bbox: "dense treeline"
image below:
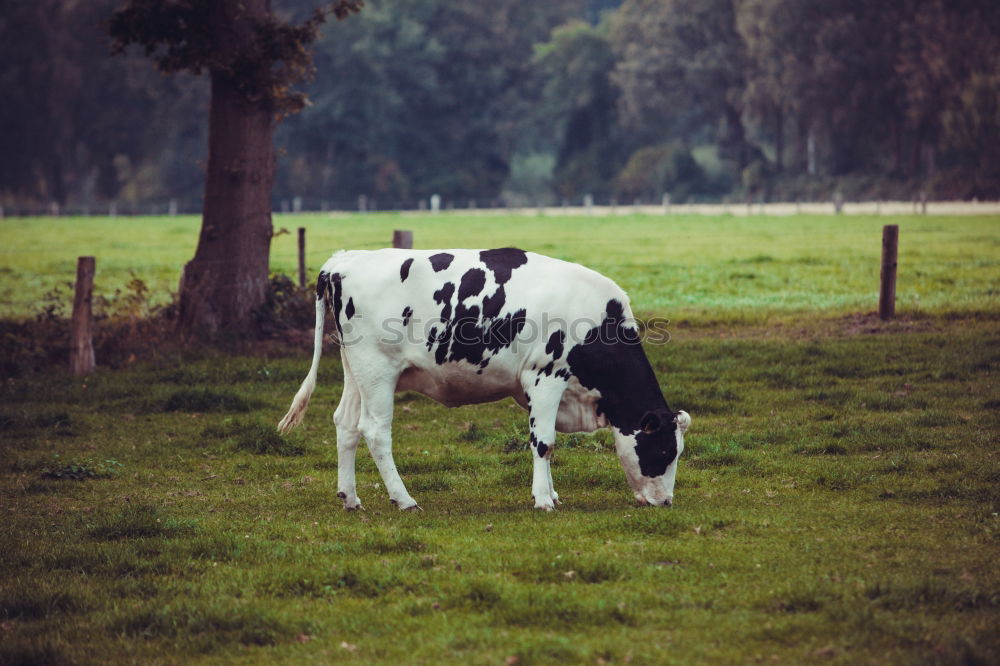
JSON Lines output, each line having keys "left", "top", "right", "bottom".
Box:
{"left": 2, "top": 0, "right": 998, "bottom": 212}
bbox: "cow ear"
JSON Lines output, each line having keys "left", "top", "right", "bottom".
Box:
{"left": 640, "top": 412, "right": 661, "bottom": 434}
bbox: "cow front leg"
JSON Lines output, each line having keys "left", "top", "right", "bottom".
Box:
{"left": 333, "top": 366, "right": 363, "bottom": 510}
{"left": 524, "top": 376, "right": 567, "bottom": 511}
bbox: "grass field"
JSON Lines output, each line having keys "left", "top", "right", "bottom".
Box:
{"left": 1, "top": 212, "right": 999, "bottom": 317}
{"left": 2, "top": 213, "right": 999, "bottom": 664}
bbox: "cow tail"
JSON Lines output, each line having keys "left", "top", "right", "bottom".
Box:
{"left": 277, "top": 272, "right": 330, "bottom": 433}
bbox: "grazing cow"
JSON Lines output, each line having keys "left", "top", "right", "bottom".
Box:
{"left": 278, "top": 248, "right": 690, "bottom": 510}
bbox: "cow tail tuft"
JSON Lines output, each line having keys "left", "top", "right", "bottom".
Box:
{"left": 278, "top": 272, "right": 330, "bottom": 433}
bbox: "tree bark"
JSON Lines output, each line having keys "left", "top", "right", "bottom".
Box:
{"left": 774, "top": 106, "right": 784, "bottom": 172}
{"left": 178, "top": 0, "right": 275, "bottom": 340}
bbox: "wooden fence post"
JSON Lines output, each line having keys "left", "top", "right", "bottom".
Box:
{"left": 297, "top": 227, "right": 307, "bottom": 288}
{"left": 393, "top": 230, "right": 413, "bottom": 249}
{"left": 70, "top": 256, "right": 96, "bottom": 376}
{"left": 879, "top": 225, "right": 899, "bottom": 321}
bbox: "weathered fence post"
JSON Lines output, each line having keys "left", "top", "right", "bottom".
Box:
{"left": 430, "top": 194, "right": 441, "bottom": 213}
{"left": 584, "top": 194, "right": 594, "bottom": 215}
{"left": 70, "top": 256, "right": 96, "bottom": 376}
{"left": 833, "top": 191, "right": 845, "bottom": 215}
{"left": 662, "top": 193, "right": 671, "bottom": 215}
{"left": 393, "top": 230, "right": 413, "bottom": 249}
{"left": 879, "top": 225, "right": 899, "bottom": 321}
{"left": 297, "top": 227, "right": 307, "bottom": 288}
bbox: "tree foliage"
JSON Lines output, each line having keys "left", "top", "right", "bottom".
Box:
{"left": 109, "top": 0, "right": 362, "bottom": 115}
{"left": 2, "top": 0, "right": 999, "bottom": 211}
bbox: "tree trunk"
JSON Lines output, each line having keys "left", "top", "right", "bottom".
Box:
{"left": 178, "top": 1, "right": 275, "bottom": 340}
{"left": 774, "top": 106, "right": 784, "bottom": 172}
{"left": 723, "top": 103, "right": 749, "bottom": 171}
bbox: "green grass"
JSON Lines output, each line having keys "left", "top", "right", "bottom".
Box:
{"left": 1, "top": 317, "right": 999, "bottom": 664}
{"left": 1, "top": 212, "right": 998, "bottom": 317}
{"left": 1, "top": 213, "right": 999, "bottom": 663}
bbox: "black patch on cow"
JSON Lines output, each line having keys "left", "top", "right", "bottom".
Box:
{"left": 400, "top": 258, "right": 414, "bottom": 282}
{"left": 430, "top": 253, "right": 455, "bottom": 272}
{"left": 554, "top": 368, "right": 571, "bottom": 380}
{"left": 422, "top": 259, "right": 528, "bottom": 369}
{"left": 633, "top": 413, "right": 678, "bottom": 477}
{"left": 458, "top": 268, "right": 486, "bottom": 301}
{"left": 430, "top": 282, "right": 456, "bottom": 364}
{"left": 566, "top": 298, "right": 677, "bottom": 477}
{"left": 529, "top": 433, "right": 549, "bottom": 458}
{"left": 316, "top": 271, "right": 330, "bottom": 301}
{"left": 401, "top": 306, "right": 413, "bottom": 326}
{"left": 606, "top": 298, "right": 625, "bottom": 321}
{"left": 539, "top": 361, "right": 555, "bottom": 377}
{"left": 445, "top": 307, "right": 527, "bottom": 368}
{"left": 345, "top": 297, "right": 355, "bottom": 320}
{"left": 330, "top": 273, "right": 344, "bottom": 335}
{"left": 433, "top": 282, "right": 455, "bottom": 321}
{"left": 529, "top": 431, "right": 549, "bottom": 458}
{"left": 482, "top": 285, "right": 506, "bottom": 318}
{"left": 479, "top": 248, "right": 528, "bottom": 285}
{"left": 448, "top": 307, "right": 483, "bottom": 365}
{"left": 545, "top": 330, "right": 566, "bottom": 360}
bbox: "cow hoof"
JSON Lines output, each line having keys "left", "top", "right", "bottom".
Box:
{"left": 534, "top": 502, "right": 556, "bottom": 511}
{"left": 344, "top": 503, "right": 363, "bottom": 511}
{"left": 404, "top": 504, "right": 424, "bottom": 512}
{"left": 337, "top": 491, "right": 347, "bottom": 499}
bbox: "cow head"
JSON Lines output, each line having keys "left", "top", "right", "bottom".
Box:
{"left": 613, "top": 410, "right": 690, "bottom": 506}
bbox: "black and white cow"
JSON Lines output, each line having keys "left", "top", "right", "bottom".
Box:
{"left": 278, "top": 248, "right": 690, "bottom": 510}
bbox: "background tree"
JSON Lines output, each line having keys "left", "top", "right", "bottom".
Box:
{"left": 527, "top": 19, "right": 621, "bottom": 200}
{"left": 611, "top": 0, "right": 751, "bottom": 180}
{"left": 5, "top": 0, "right": 1000, "bottom": 217}
{"left": 277, "top": 0, "right": 582, "bottom": 206}
{"left": 109, "top": 0, "right": 361, "bottom": 340}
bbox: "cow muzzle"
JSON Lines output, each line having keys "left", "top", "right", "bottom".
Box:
{"left": 634, "top": 493, "right": 673, "bottom": 507}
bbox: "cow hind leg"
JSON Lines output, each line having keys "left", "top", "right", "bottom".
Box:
{"left": 352, "top": 358, "right": 420, "bottom": 510}
{"left": 524, "top": 376, "right": 567, "bottom": 511}
{"left": 334, "top": 357, "right": 363, "bottom": 510}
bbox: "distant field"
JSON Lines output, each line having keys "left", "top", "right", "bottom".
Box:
{"left": 1, "top": 212, "right": 998, "bottom": 318}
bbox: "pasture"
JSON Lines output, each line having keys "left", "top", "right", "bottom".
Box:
{"left": 2, "top": 212, "right": 999, "bottom": 664}
{"left": 1, "top": 211, "right": 999, "bottom": 318}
